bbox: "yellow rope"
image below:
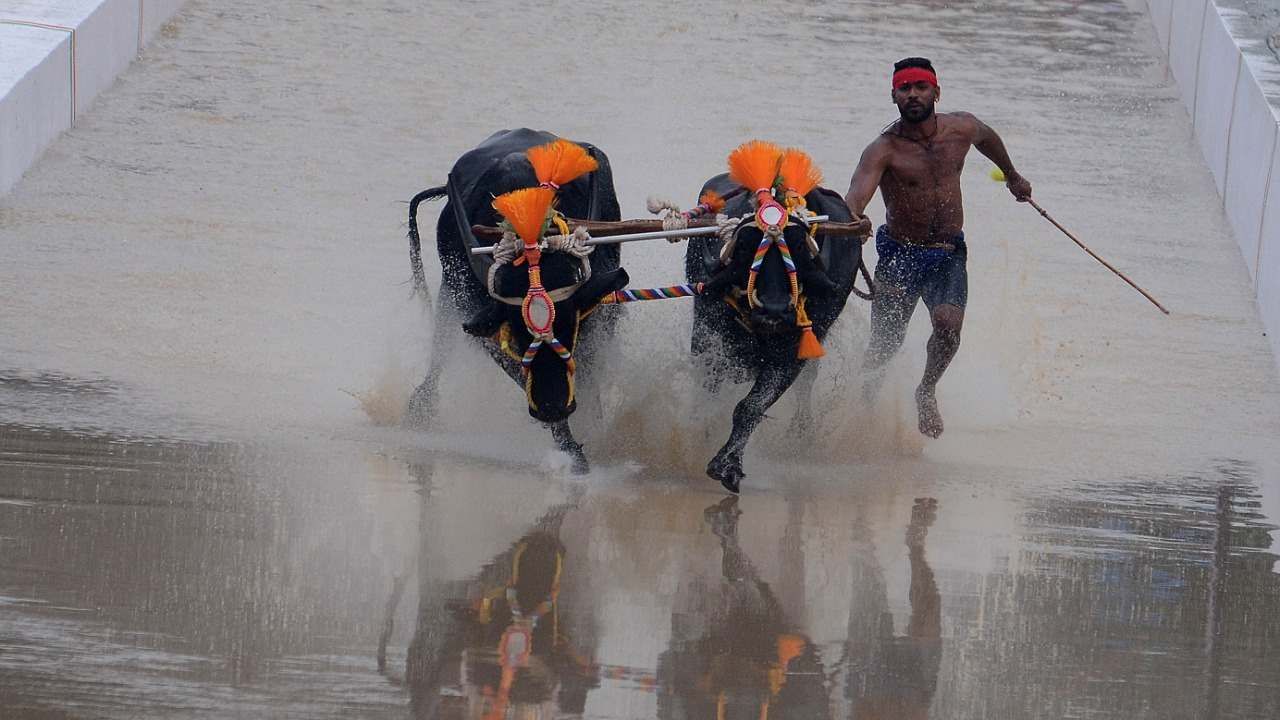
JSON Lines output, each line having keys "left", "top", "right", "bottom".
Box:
{"left": 552, "top": 213, "right": 571, "bottom": 238}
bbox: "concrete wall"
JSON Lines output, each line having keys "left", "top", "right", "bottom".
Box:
{"left": 1146, "top": 0, "right": 1280, "bottom": 359}
{"left": 0, "top": 0, "right": 187, "bottom": 195}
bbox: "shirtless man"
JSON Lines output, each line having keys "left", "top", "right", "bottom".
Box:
{"left": 845, "top": 57, "right": 1032, "bottom": 438}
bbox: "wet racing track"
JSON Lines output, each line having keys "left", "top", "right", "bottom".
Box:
{"left": 1, "top": 0, "right": 1279, "bottom": 717}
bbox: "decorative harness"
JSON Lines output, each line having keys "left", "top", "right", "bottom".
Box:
{"left": 504, "top": 215, "right": 587, "bottom": 375}
{"left": 487, "top": 139, "right": 601, "bottom": 385}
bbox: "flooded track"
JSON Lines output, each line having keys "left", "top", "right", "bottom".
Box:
{"left": 1, "top": 0, "right": 1279, "bottom": 717}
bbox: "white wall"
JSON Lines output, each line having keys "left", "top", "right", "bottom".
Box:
{"left": 0, "top": 0, "right": 187, "bottom": 195}
{"left": 1147, "top": 0, "right": 1280, "bottom": 361}
{"left": 0, "top": 24, "right": 70, "bottom": 193}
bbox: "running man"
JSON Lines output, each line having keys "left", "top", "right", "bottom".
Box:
{"left": 845, "top": 57, "right": 1032, "bottom": 437}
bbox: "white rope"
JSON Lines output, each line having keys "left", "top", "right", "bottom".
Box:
{"left": 490, "top": 230, "right": 521, "bottom": 265}
{"left": 544, "top": 226, "right": 594, "bottom": 258}
{"left": 646, "top": 196, "right": 680, "bottom": 215}
{"left": 485, "top": 228, "right": 592, "bottom": 305}
{"left": 647, "top": 196, "right": 688, "bottom": 238}
{"left": 717, "top": 214, "right": 743, "bottom": 265}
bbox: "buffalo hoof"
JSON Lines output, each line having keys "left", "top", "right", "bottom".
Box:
{"left": 562, "top": 442, "right": 590, "bottom": 475}
{"left": 707, "top": 453, "right": 744, "bottom": 494}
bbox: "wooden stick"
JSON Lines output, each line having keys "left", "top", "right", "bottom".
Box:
{"left": 470, "top": 224, "right": 717, "bottom": 255}
{"left": 1027, "top": 199, "right": 1170, "bottom": 315}
{"left": 470, "top": 215, "right": 871, "bottom": 242}
{"left": 470, "top": 217, "right": 838, "bottom": 255}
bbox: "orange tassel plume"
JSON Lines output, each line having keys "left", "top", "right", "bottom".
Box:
{"left": 794, "top": 298, "right": 825, "bottom": 359}
{"left": 492, "top": 187, "right": 555, "bottom": 246}
{"left": 797, "top": 327, "right": 825, "bottom": 359}
{"left": 727, "top": 140, "right": 783, "bottom": 193}
{"left": 779, "top": 148, "right": 823, "bottom": 197}
{"left": 526, "top": 139, "right": 599, "bottom": 188}
{"left": 698, "top": 190, "right": 726, "bottom": 214}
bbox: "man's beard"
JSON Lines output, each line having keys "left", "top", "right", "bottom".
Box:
{"left": 899, "top": 100, "right": 935, "bottom": 124}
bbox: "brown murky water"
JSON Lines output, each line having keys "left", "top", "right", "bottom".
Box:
{"left": 2, "top": 0, "right": 1279, "bottom": 717}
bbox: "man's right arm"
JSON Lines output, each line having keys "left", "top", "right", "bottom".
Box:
{"left": 845, "top": 140, "right": 889, "bottom": 224}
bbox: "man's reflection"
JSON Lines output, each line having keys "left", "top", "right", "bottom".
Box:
{"left": 846, "top": 497, "right": 941, "bottom": 720}
{"left": 406, "top": 502, "right": 596, "bottom": 719}
{"left": 657, "top": 497, "right": 830, "bottom": 720}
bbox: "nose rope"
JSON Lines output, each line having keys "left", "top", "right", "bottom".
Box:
{"left": 516, "top": 232, "right": 570, "bottom": 376}
{"left": 511, "top": 214, "right": 583, "bottom": 376}
{"left": 745, "top": 226, "right": 799, "bottom": 311}
{"left": 744, "top": 222, "right": 824, "bottom": 359}
{"left": 517, "top": 258, "right": 575, "bottom": 375}
{"left": 521, "top": 335, "right": 575, "bottom": 373}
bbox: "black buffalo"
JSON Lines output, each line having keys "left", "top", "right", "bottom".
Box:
{"left": 405, "top": 129, "right": 628, "bottom": 471}
{"left": 686, "top": 174, "right": 868, "bottom": 493}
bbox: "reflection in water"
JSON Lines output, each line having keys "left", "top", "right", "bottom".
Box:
{"left": 1204, "top": 484, "right": 1230, "bottom": 720}
{"left": 946, "top": 464, "right": 1280, "bottom": 720}
{"left": 657, "top": 497, "right": 829, "bottom": 720}
{"left": 844, "top": 498, "right": 941, "bottom": 720}
{"left": 0, "top": 424, "right": 420, "bottom": 718}
{"left": 394, "top": 463, "right": 1280, "bottom": 720}
{"left": 3, "top": 426, "right": 1280, "bottom": 718}
{"left": 405, "top": 479, "right": 599, "bottom": 719}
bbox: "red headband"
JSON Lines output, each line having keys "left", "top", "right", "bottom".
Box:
{"left": 892, "top": 67, "right": 938, "bottom": 89}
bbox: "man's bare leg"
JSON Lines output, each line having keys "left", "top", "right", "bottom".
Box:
{"left": 916, "top": 304, "right": 963, "bottom": 438}
{"left": 862, "top": 285, "right": 918, "bottom": 403}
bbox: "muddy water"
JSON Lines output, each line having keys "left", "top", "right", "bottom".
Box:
{"left": 1, "top": 0, "right": 1279, "bottom": 717}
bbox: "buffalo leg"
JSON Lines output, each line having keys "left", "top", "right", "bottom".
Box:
{"left": 707, "top": 361, "right": 806, "bottom": 494}
{"left": 791, "top": 361, "right": 819, "bottom": 435}
{"left": 549, "top": 420, "right": 589, "bottom": 474}
{"left": 405, "top": 289, "right": 461, "bottom": 428}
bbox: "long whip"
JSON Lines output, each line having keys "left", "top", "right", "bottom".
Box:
{"left": 1026, "top": 198, "right": 1170, "bottom": 315}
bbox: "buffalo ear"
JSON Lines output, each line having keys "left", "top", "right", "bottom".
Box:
{"left": 571, "top": 266, "right": 630, "bottom": 306}
{"left": 701, "top": 262, "right": 738, "bottom": 297}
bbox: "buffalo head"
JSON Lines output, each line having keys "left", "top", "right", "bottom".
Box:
{"left": 481, "top": 256, "right": 628, "bottom": 423}
{"left": 714, "top": 212, "right": 833, "bottom": 338}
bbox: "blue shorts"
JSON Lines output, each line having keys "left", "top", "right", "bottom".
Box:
{"left": 874, "top": 226, "right": 968, "bottom": 309}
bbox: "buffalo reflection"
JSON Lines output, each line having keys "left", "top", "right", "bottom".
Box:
{"left": 657, "top": 497, "right": 830, "bottom": 720}
{"left": 405, "top": 500, "right": 597, "bottom": 719}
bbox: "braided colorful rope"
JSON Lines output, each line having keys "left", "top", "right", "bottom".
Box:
{"left": 599, "top": 283, "right": 704, "bottom": 304}
{"left": 746, "top": 231, "right": 800, "bottom": 305}
{"left": 521, "top": 336, "right": 575, "bottom": 373}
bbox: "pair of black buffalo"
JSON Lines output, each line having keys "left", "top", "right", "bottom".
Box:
{"left": 405, "top": 129, "right": 868, "bottom": 493}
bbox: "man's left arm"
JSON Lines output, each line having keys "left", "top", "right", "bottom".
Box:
{"left": 960, "top": 112, "right": 1032, "bottom": 201}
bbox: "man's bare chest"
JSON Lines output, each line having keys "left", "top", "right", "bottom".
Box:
{"left": 883, "top": 139, "right": 969, "bottom": 189}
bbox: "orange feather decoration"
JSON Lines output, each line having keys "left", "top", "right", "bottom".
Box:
{"left": 797, "top": 327, "right": 825, "bottom": 359}
{"left": 492, "top": 187, "right": 555, "bottom": 246}
{"left": 727, "top": 140, "right": 783, "bottom": 193}
{"left": 779, "top": 148, "right": 823, "bottom": 197}
{"left": 698, "top": 190, "right": 726, "bottom": 214}
{"left": 526, "top": 139, "right": 599, "bottom": 188}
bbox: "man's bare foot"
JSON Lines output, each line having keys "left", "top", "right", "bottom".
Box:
{"left": 906, "top": 497, "right": 938, "bottom": 548}
{"left": 915, "top": 385, "right": 943, "bottom": 438}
